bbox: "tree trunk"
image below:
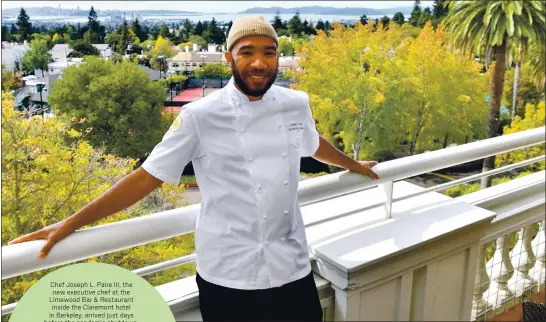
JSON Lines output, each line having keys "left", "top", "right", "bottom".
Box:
{"left": 480, "top": 43, "right": 507, "bottom": 189}
{"left": 511, "top": 43, "right": 523, "bottom": 124}
{"left": 353, "top": 103, "right": 367, "bottom": 160}
{"left": 410, "top": 106, "right": 424, "bottom": 155}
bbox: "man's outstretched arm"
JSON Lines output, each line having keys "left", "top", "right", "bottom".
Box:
{"left": 312, "top": 136, "right": 379, "bottom": 180}
{"left": 8, "top": 167, "right": 163, "bottom": 258}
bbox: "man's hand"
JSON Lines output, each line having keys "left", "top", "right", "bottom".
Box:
{"left": 313, "top": 137, "right": 380, "bottom": 180}
{"left": 8, "top": 220, "right": 76, "bottom": 258}
{"left": 349, "top": 160, "right": 380, "bottom": 180}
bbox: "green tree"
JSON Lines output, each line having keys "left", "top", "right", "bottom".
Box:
{"left": 159, "top": 24, "right": 171, "bottom": 38}
{"left": 380, "top": 16, "right": 391, "bottom": 30}
{"left": 47, "top": 57, "right": 168, "bottom": 159}
{"left": 496, "top": 101, "right": 545, "bottom": 171}
{"left": 15, "top": 8, "right": 32, "bottom": 41}
{"left": 316, "top": 20, "right": 326, "bottom": 31}
{"left": 271, "top": 11, "right": 284, "bottom": 31}
{"left": 194, "top": 62, "right": 231, "bottom": 80}
{"left": 445, "top": 0, "right": 546, "bottom": 188}
{"left": 203, "top": 18, "right": 225, "bottom": 45}
{"left": 131, "top": 18, "right": 146, "bottom": 42}
{"left": 1, "top": 92, "right": 194, "bottom": 310}
{"left": 503, "top": 65, "right": 544, "bottom": 119}
{"left": 432, "top": 0, "right": 449, "bottom": 27}
{"left": 87, "top": 6, "right": 101, "bottom": 43}
{"left": 360, "top": 15, "right": 369, "bottom": 25}
{"left": 188, "top": 35, "right": 207, "bottom": 51}
{"left": 1, "top": 64, "right": 22, "bottom": 91}
{"left": 68, "top": 41, "right": 100, "bottom": 58}
{"left": 194, "top": 21, "right": 204, "bottom": 36}
{"left": 279, "top": 37, "right": 294, "bottom": 56}
{"left": 391, "top": 22, "right": 488, "bottom": 155}
{"left": 288, "top": 12, "right": 304, "bottom": 36}
{"left": 418, "top": 7, "right": 433, "bottom": 28}
{"left": 23, "top": 38, "right": 51, "bottom": 77}
{"left": 392, "top": 12, "right": 405, "bottom": 26}
{"left": 408, "top": 1, "right": 422, "bottom": 27}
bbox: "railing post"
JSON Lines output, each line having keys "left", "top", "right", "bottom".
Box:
{"left": 379, "top": 181, "right": 394, "bottom": 219}
{"left": 508, "top": 226, "right": 536, "bottom": 296}
{"left": 472, "top": 243, "right": 491, "bottom": 320}
{"left": 529, "top": 220, "right": 545, "bottom": 290}
{"left": 485, "top": 235, "right": 514, "bottom": 308}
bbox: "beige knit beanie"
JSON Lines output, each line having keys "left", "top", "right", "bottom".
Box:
{"left": 227, "top": 15, "right": 279, "bottom": 51}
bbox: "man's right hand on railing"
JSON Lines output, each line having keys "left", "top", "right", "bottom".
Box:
{"left": 7, "top": 220, "right": 77, "bottom": 258}
{"left": 5, "top": 167, "right": 164, "bottom": 259}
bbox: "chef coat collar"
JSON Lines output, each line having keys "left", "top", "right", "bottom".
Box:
{"left": 227, "top": 77, "right": 275, "bottom": 104}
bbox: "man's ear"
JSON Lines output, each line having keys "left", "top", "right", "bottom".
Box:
{"left": 225, "top": 51, "right": 233, "bottom": 67}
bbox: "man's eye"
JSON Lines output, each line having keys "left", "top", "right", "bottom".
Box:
{"left": 241, "top": 52, "right": 251, "bottom": 56}
{"left": 265, "top": 52, "right": 276, "bottom": 56}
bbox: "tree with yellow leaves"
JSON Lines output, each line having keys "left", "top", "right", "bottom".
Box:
{"left": 496, "top": 101, "right": 545, "bottom": 171}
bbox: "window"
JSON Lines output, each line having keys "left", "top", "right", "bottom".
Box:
{"left": 192, "top": 63, "right": 197, "bottom": 67}
{"left": 172, "top": 63, "right": 179, "bottom": 68}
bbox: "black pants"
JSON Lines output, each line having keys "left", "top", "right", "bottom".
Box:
{"left": 196, "top": 272, "right": 323, "bottom": 321}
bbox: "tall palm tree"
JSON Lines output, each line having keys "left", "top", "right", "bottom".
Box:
{"left": 444, "top": 0, "right": 545, "bottom": 188}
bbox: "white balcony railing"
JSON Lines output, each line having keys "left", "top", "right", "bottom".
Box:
{"left": 2, "top": 126, "right": 545, "bottom": 321}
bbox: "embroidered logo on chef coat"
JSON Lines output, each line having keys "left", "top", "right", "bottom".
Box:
{"left": 169, "top": 114, "right": 183, "bottom": 132}
{"left": 288, "top": 122, "right": 304, "bottom": 131}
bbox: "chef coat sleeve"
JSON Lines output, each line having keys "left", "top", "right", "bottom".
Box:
{"left": 141, "top": 108, "right": 201, "bottom": 185}
{"left": 301, "top": 93, "right": 320, "bottom": 157}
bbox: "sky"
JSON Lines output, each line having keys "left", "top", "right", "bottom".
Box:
{"left": 1, "top": 1, "right": 434, "bottom": 13}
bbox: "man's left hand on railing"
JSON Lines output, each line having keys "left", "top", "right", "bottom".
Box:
{"left": 349, "top": 160, "right": 380, "bottom": 180}
{"left": 313, "top": 136, "right": 380, "bottom": 180}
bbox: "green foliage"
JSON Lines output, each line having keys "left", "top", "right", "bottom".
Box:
{"left": 503, "top": 65, "right": 544, "bottom": 118}
{"left": 68, "top": 40, "right": 100, "bottom": 57}
{"left": 1, "top": 92, "right": 193, "bottom": 310}
{"left": 445, "top": 1, "right": 545, "bottom": 59}
{"left": 189, "top": 35, "right": 207, "bottom": 51}
{"left": 194, "top": 62, "right": 231, "bottom": 79}
{"left": 496, "top": 102, "right": 545, "bottom": 171}
{"left": 294, "top": 21, "right": 488, "bottom": 160}
{"left": 167, "top": 74, "right": 188, "bottom": 84}
{"left": 23, "top": 38, "right": 51, "bottom": 77}
{"left": 15, "top": 8, "right": 32, "bottom": 41}
{"left": 47, "top": 57, "right": 167, "bottom": 159}
{"left": 392, "top": 12, "right": 405, "bottom": 26}
{"left": 443, "top": 171, "right": 535, "bottom": 198}
{"left": 202, "top": 18, "right": 225, "bottom": 45}
{"left": 279, "top": 37, "right": 295, "bottom": 56}
{"left": 1, "top": 64, "right": 22, "bottom": 91}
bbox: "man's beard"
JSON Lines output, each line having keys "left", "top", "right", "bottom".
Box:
{"left": 230, "top": 58, "right": 278, "bottom": 97}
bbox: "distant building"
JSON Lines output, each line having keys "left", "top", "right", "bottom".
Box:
{"left": 50, "top": 44, "right": 72, "bottom": 61}
{"left": 278, "top": 56, "right": 300, "bottom": 74}
{"left": 167, "top": 44, "right": 226, "bottom": 73}
{"left": 46, "top": 58, "right": 84, "bottom": 75}
{"left": 92, "top": 44, "right": 113, "bottom": 59}
{"left": 1, "top": 41, "right": 29, "bottom": 71}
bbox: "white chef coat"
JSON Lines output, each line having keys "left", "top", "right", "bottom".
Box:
{"left": 142, "top": 77, "right": 320, "bottom": 289}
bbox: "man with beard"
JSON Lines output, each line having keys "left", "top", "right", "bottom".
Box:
{"left": 9, "top": 16, "right": 379, "bottom": 321}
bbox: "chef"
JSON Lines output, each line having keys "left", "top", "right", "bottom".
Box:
{"left": 9, "top": 15, "right": 379, "bottom": 321}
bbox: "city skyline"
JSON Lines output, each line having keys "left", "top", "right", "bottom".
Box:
{"left": 2, "top": 1, "right": 434, "bottom": 13}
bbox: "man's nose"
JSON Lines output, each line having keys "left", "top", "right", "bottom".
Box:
{"left": 250, "top": 56, "right": 267, "bottom": 70}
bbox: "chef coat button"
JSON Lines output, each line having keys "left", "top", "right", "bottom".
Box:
{"left": 240, "top": 128, "right": 245, "bottom": 133}
{"left": 281, "top": 237, "right": 286, "bottom": 242}
{"left": 284, "top": 210, "right": 289, "bottom": 215}
{"left": 262, "top": 215, "right": 268, "bottom": 219}
{"left": 264, "top": 241, "right": 269, "bottom": 245}
{"left": 284, "top": 180, "right": 288, "bottom": 185}
{"left": 282, "top": 152, "right": 287, "bottom": 158}
{"left": 248, "top": 157, "right": 254, "bottom": 162}
{"left": 278, "top": 124, "right": 282, "bottom": 129}
{"left": 257, "top": 184, "right": 262, "bottom": 190}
